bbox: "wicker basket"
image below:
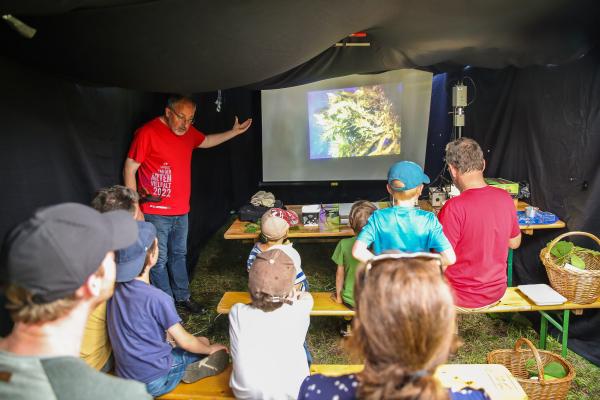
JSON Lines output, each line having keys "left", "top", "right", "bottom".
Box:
{"left": 540, "top": 231, "right": 600, "bottom": 304}
{"left": 487, "top": 338, "right": 575, "bottom": 400}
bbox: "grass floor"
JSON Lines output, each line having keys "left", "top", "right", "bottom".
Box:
{"left": 184, "top": 217, "right": 600, "bottom": 399}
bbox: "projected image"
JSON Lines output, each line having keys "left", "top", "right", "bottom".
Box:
{"left": 308, "top": 84, "right": 402, "bottom": 159}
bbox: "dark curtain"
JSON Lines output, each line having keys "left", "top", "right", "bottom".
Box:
{"left": 186, "top": 89, "right": 259, "bottom": 272}
{"left": 0, "top": 57, "right": 258, "bottom": 334}
{"left": 456, "top": 50, "right": 600, "bottom": 365}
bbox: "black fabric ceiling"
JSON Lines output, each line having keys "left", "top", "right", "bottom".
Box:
{"left": 1, "top": 0, "right": 599, "bottom": 92}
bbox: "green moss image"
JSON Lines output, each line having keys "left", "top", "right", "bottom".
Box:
{"left": 310, "top": 85, "right": 401, "bottom": 158}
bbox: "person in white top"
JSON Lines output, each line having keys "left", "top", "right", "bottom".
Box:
{"left": 229, "top": 248, "right": 313, "bottom": 400}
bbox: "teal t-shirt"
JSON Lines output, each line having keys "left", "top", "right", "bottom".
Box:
{"left": 356, "top": 206, "right": 451, "bottom": 255}
{"left": 331, "top": 236, "right": 360, "bottom": 307}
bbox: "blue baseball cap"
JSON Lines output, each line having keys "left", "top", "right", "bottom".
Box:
{"left": 387, "top": 161, "right": 430, "bottom": 191}
{"left": 115, "top": 221, "right": 157, "bottom": 282}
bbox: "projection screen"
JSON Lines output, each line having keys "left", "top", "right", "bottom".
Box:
{"left": 261, "top": 69, "right": 432, "bottom": 182}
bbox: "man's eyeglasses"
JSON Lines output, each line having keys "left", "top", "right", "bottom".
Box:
{"left": 168, "top": 107, "right": 195, "bottom": 125}
{"left": 363, "top": 252, "right": 444, "bottom": 282}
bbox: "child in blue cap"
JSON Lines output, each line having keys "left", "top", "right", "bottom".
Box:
{"left": 107, "top": 221, "right": 228, "bottom": 397}
{"left": 352, "top": 161, "right": 456, "bottom": 266}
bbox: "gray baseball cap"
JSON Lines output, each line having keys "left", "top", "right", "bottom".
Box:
{"left": 4, "top": 203, "right": 138, "bottom": 303}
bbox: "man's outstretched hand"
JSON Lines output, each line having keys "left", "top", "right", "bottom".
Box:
{"left": 232, "top": 116, "right": 252, "bottom": 135}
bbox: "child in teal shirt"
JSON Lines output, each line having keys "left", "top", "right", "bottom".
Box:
{"left": 331, "top": 201, "right": 377, "bottom": 308}
{"left": 353, "top": 161, "right": 456, "bottom": 267}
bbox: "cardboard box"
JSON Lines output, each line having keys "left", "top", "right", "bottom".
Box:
{"left": 301, "top": 204, "right": 320, "bottom": 226}
{"left": 321, "top": 204, "right": 340, "bottom": 225}
{"left": 485, "top": 178, "right": 519, "bottom": 196}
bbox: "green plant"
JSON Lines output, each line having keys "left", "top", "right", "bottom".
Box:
{"left": 549, "top": 240, "right": 600, "bottom": 270}
{"left": 525, "top": 359, "right": 567, "bottom": 380}
{"left": 244, "top": 222, "right": 259, "bottom": 233}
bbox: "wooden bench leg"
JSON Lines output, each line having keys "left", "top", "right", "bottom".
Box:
{"left": 538, "top": 310, "right": 570, "bottom": 358}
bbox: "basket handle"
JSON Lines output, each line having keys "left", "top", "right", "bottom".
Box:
{"left": 514, "top": 337, "right": 547, "bottom": 383}
{"left": 544, "top": 231, "right": 600, "bottom": 262}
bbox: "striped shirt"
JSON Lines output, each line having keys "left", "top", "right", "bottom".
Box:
{"left": 246, "top": 243, "right": 308, "bottom": 291}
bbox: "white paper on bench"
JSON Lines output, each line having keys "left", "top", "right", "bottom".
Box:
{"left": 518, "top": 284, "right": 567, "bottom": 306}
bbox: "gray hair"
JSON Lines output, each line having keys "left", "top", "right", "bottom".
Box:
{"left": 445, "top": 137, "right": 484, "bottom": 174}
{"left": 167, "top": 94, "right": 195, "bottom": 109}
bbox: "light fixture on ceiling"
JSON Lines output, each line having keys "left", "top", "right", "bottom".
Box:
{"left": 2, "top": 14, "right": 37, "bottom": 39}
{"left": 335, "top": 32, "right": 370, "bottom": 47}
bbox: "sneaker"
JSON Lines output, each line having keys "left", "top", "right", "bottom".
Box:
{"left": 339, "top": 322, "right": 352, "bottom": 337}
{"left": 182, "top": 349, "right": 229, "bottom": 383}
{"left": 176, "top": 299, "right": 207, "bottom": 314}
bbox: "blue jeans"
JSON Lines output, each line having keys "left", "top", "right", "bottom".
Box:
{"left": 304, "top": 341, "right": 313, "bottom": 366}
{"left": 145, "top": 348, "right": 202, "bottom": 397}
{"left": 145, "top": 214, "right": 190, "bottom": 302}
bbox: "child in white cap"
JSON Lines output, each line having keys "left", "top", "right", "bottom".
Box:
{"left": 246, "top": 208, "right": 308, "bottom": 291}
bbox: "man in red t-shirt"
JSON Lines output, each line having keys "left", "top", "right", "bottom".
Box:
{"left": 123, "top": 95, "right": 252, "bottom": 312}
{"left": 438, "top": 138, "right": 521, "bottom": 309}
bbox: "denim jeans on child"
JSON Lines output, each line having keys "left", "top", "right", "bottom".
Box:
{"left": 145, "top": 348, "right": 203, "bottom": 397}
{"left": 144, "top": 213, "right": 190, "bottom": 302}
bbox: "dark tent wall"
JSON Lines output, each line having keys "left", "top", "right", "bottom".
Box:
{"left": 0, "top": 57, "right": 257, "bottom": 255}
{"left": 0, "top": 56, "right": 259, "bottom": 334}
{"left": 0, "top": 56, "right": 160, "bottom": 237}
{"left": 458, "top": 50, "right": 600, "bottom": 365}
{"left": 186, "top": 89, "right": 260, "bottom": 268}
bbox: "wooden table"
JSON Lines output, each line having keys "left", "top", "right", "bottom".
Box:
{"left": 224, "top": 200, "right": 564, "bottom": 239}
{"left": 224, "top": 200, "right": 565, "bottom": 287}
{"left": 516, "top": 201, "right": 565, "bottom": 235}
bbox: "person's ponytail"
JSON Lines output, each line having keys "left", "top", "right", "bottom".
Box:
{"left": 358, "top": 363, "right": 449, "bottom": 400}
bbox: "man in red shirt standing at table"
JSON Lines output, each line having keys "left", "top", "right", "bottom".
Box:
{"left": 123, "top": 95, "right": 252, "bottom": 313}
{"left": 438, "top": 138, "right": 521, "bottom": 311}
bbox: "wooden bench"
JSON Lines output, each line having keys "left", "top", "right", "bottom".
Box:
{"left": 158, "top": 363, "right": 526, "bottom": 400}
{"left": 217, "top": 289, "right": 600, "bottom": 357}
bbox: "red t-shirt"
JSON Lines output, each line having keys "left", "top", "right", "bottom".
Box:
{"left": 438, "top": 186, "right": 520, "bottom": 308}
{"left": 127, "top": 118, "right": 205, "bottom": 215}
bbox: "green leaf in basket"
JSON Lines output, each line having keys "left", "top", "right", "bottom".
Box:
{"left": 525, "top": 358, "right": 538, "bottom": 377}
{"left": 543, "top": 374, "right": 557, "bottom": 380}
{"left": 570, "top": 254, "right": 586, "bottom": 270}
{"left": 544, "top": 361, "right": 567, "bottom": 379}
{"left": 574, "top": 246, "right": 600, "bottom": 257}
{"left": 551, "top": 241, "right": 574, "bottom": 258}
